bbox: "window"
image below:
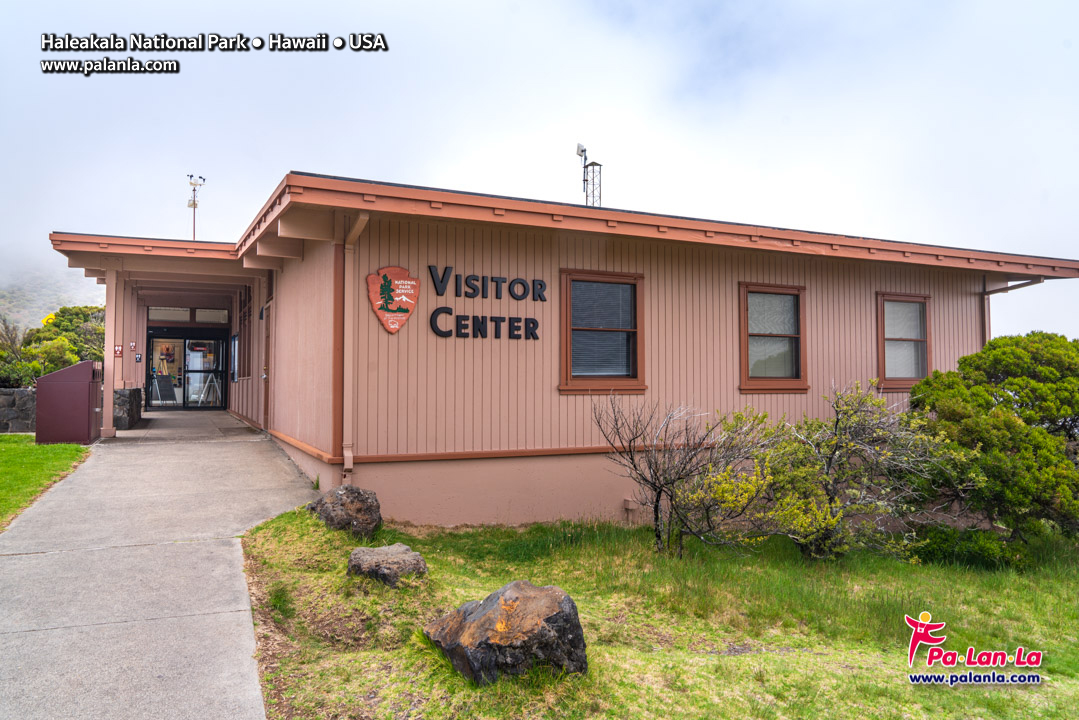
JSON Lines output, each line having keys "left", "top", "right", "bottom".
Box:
{"left": 559, "top": 269, "right": 645, "bottom": 394}
{"left": 739, "top": 283, "right": 808, "bottom": 393}
{"left": 148, "top": 306, "right": 191, "bottom": 323}
{"left": 194, "top": 308, "right": 229, "bottom": 324}
{"left": 877, "top": 293, "right": 930, "bottom": 390}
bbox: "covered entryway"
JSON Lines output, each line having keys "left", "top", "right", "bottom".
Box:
{"left": 49, "top": 233, "right": 277, "bottom": 436}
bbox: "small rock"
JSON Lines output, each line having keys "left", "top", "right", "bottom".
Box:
{"left": 306, "top": 486, "right": 382, "bottom": 538}
{"left": 347, "top": 543, "right": 428, "bottom": 587}
{"left": 423, "top": 579, "right": 587, "bottom": 685}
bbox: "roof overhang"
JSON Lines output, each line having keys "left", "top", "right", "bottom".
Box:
{"left": 52, "top": 173, "right": 1079, "bottom": 285}
{"left": 233, "top": 172, "right": 1079, "bottom": 282}
{"left": 50, "top": 233, "right": 265, "bottom": 299}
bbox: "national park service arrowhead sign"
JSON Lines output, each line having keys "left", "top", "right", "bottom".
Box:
{"left": 366, "top": 266, "right": 420, "bottom": 334}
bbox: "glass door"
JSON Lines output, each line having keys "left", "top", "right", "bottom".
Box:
{"left": 184, "top": 339, "right": 224, "bottom": 408}
{"left": 148, "top": 339, "right": 183, "bottom": 407}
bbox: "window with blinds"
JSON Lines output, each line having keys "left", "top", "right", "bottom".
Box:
{"left": 559, "top": 270, "right": 645, "bottom": 394}
{"left": 570, "top": 280, "right": 636, "bottom": 376}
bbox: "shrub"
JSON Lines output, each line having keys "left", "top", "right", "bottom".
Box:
{"left": 592, "top": 398, "right": 722, "bottom": 552}
{"left": 0, "top": 360, "right": 42, "bottom": 389}
{"left": 669, "top": 411, "right": 780, "bottom": 551}
{"left": 762, "top": 383, "right": 965, "bottom": 560}
{"left": 592, "top": 397, "right": 778, "bottom": 553}
{"left": 22, "top": 305, "right": 105, "bottom": 363}
{"left": 913, "top": 525, "right": 1027, "bottom": 570}
{"left": 955, "top": 331, "right": 1079, "bottom": 440}
{"left": 24, "top": 337, "right": 80, "bottom": 376}
{"left": 912, "top": 368, "right": 1079, "bottom": 537}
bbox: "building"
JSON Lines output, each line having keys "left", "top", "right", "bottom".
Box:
{"left": 50, "top": 172, "right": 1079, "bottom": 525}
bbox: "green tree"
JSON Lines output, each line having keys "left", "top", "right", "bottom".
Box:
{"left": 25, "top": 337, "right": 80, "bottom": 376}
{"left": 0, "top": 314, "right": 36, "bottom": 388}
{"left": 952, "top": 332, "right": 1079, "bottom": 440}
{"left": 911, "top": 368, "right": 1079, "bottom": 537}
{"left": 23, "top": 305, "right": 105, "bottom": 362}
{"left": 378, "top": 275, "right": 395, "bottom": 310}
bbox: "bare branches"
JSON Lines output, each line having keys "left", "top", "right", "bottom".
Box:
{"left": 592, "top": 396, "right": 780, "bottom": 553}
{"left": 0, "top": 314, "right": 28, "bottom": 361}
{"left": 593, "top": 384, "right": 972, "bottom": 561}
{"left": 592, "top": 396, "right": 719, "bottom": 551}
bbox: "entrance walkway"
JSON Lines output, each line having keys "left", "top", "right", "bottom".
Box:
{"left": 0, "top": 411, "right": 319, "bottom": 720}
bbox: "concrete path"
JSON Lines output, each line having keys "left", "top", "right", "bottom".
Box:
{"left": 0, "top": 411, "right": 319, "bottom": 720}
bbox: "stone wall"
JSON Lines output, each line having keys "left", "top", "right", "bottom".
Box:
{"left": 0, "top": 389, "right": 36, "bottom": 432}
{"left": 0, "top": 387, "right": 144, "bottom": 434}
{"left": 113, "top": 388, "right": 143, "bottom": 431}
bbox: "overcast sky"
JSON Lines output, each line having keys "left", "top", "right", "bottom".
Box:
{"left": 2, "top": 0, "right": 1076, "bottom": 338}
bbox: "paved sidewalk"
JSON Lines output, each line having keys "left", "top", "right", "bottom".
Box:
{"left": 0, "top": 411, "right": 319, "bottom": 720}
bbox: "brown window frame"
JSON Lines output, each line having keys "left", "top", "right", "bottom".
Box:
{"left": 738, "top": 282, "right": 809, "bottom": 394}
{"left": 559, "top": 269, "right": 646, "bottom": 395}
{"left": 876, "top": 292, "right": 932, "bottom": 391}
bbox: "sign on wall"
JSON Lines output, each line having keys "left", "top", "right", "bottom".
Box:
{"left": 428, "top": 266, "right": 545, "bottom": 339}
{"left": 366, "top": 266, "right": 421, "bottom": 334}
{"left": 366, "top": 264, "right": 547, "bottom": 339}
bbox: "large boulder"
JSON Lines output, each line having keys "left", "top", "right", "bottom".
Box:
{"left": 348, "top": 543, "right": 427, "bottom": 587}
{"left": 423, "top": 580, "right": 587, "bottom": 685}
{"left": 306, "top": 486, "right": 382, "bottom": 538}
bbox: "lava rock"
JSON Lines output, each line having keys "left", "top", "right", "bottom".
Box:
{"left": 306, "top": 486, "right": 382, "bottom": 538}
{"left": 423, "top": 579, "right": 587, "bottom": 685}
{"left": 347, "top": 543, "right": 428, "bottom": 587}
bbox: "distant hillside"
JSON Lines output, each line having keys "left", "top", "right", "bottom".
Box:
{"left": 0, "top": 269, "right": 106, "bottom": 330}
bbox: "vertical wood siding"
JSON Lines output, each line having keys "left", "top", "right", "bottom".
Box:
{"left": 228, "top": 274, "right": 274, "bottom": 427}
{"left": 269, "top": 240, "right": 336, "bottom": 451}
{"left": 352, "top": 218, "right": 984, "bottom": 457}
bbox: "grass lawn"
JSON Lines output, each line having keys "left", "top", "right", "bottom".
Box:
{"left": 0, "top": 434, "right": 88, "bottom": 530}
{"left": 243, "top": 511, "right": 1079, "bottom": 720}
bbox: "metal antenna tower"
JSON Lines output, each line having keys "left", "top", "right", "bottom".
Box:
{"left": 576, "top": 143, "right": 602, "bottom": 207}
{"left": 187, "top": 174, "right": 206, "bottom": 240}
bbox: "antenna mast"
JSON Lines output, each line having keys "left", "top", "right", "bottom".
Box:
{"left": 187, "top": 174, "right": 206, "bottom": 241}
{"left": 576, "top": 143, "right": 602, "bottom": 207}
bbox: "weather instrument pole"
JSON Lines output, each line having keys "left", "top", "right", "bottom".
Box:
{"left": 187, "top": 175, "right": 206, "bottom": 241}
{"left": 576, "top": 144, "right": 601, "bottom": 207}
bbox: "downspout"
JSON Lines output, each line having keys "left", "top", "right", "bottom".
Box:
{"left": 980, "top": 274, "right": 989, "bottom": 347}
{"left": 341, "top": 211, "right": 370, "bottom": 478}
{"left": 332, "top": 241, "right": 345, "bottom": 475}
{"left": 980, "top": 276, "right": 1045, "bottom": 346}
{"left": 983, "top": 277, "right": 1044, "bottom": 295}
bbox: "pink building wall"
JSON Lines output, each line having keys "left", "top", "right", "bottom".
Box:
{"left": 333, "top": 216, "right": 985, "bottom": 524}
{"left": 265, "top": 239, "right": 337, "bottom": 456}
{"left": 349, "top": 217, "right": 982, "bottom": 457}
{"left": 55, "top": 174, "right": 1078, "bottom": 525}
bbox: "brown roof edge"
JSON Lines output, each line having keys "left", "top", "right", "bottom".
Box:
{"left": 50, "top": 232, "right": 237, "bottom": 260}
{"left": 269, "top": 172, "right": 1079, "bottom": 280}
{"left": 235, "top": 176, "right": 292, "bottom": 257}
